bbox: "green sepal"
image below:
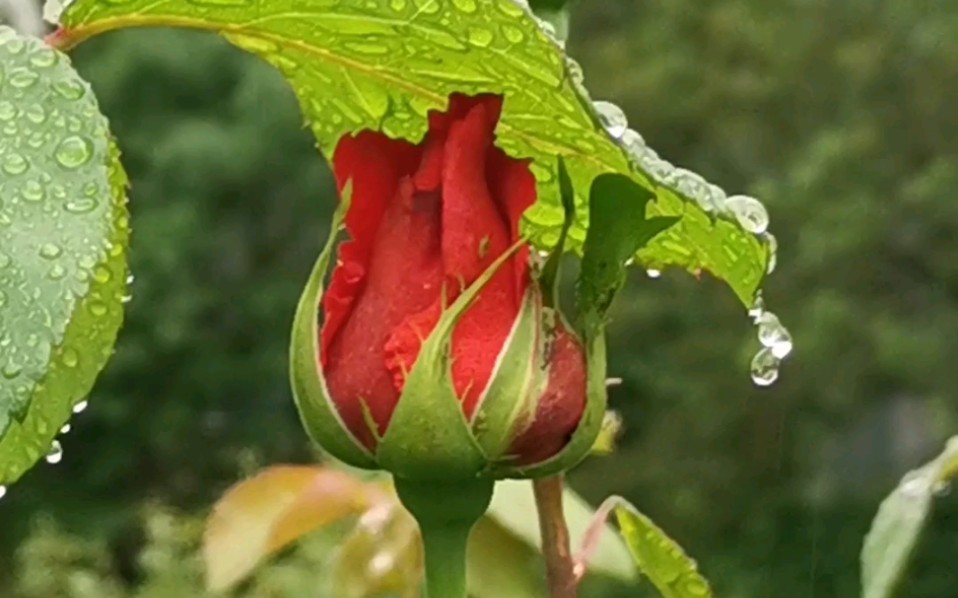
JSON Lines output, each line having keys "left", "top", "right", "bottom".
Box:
{"left": 376, "top": 243, "right": 523, "bottom": 480}
{"left": 493, "top": 328, "right": 608, "bottom": 479}
{"left": 577, "top": 173, "right": 679, "bottom": 338}
{"left": 470, "top": 288, "right": 548, "bottom": 462}
{"left": 289, "top": 184, "right": 376, "bottom": 469}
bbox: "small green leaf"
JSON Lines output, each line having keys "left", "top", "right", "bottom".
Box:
{"left": 861, "top": 436, "right": 958, "bottom": 598}
{"left": 578, "top": 173, "right": 678, "bottom": 335}
{"left": 55, "top": 0, "right": 770, "bottom": 306}
{"left": 613, "top": 499, "right": 713, "bottom": 598}
{"left": 0, "top": 27, "right": 129, "bottom": 485}
{"left": 486, "top": 480, "right": 636, "bottom": 581}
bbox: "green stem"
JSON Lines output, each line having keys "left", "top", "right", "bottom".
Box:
{"left": 394, "top": 476, "right": 495, "bottom": 598}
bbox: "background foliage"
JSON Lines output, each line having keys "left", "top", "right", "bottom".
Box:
{"left": 1, "top": 0, "right": 957, "bottom": 596}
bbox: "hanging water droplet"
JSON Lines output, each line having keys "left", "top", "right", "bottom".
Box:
{"left": 60, "top": 423, "right": 72, "bottom": 434}
{"left": 593, "top": 100, "right": 628, "bottom": 138}
{"left": 45, "top": 440, "right": 63, "bottom": 464}
{"left": 750, "top": 347, "right": 780, "bottom": 387}
{"left": 756, "top": 312, "right": 793, "bottom": 358}
{"left": 748, "top": 293, "right": 765, "bottom": 321}
{"left": 763, "top": 232, "right": 778, "bottom": 273}
{"left": 647, "top": 269, "right": 661, "bottom": 278}
{"left": 54, "top": 135, "right": 94, "bottom": 169}
{"left": 725, "top": 195, "right": 769, "bottom": 234}
{"left": 72, "top": 399, "right": 88, "bottom": 414}
{"left": 0, "top": 485, "right": 6, "bottom": 500}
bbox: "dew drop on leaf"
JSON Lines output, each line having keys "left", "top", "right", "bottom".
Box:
{"left": 756, "top": 311, "right": 793, "bottom": 359}
{"left": 593, "top": 100, "right": 628, "bottom": 138}
{"left": 72, "top": 400, "right": 88, "bottom": 414}
{"left": 725, "top": 194, "right": 769, "bottom": 234}
{"left": 54, "top": 135, "right": 94, "bottom": 169}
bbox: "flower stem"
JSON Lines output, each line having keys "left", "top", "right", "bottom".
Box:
{"left": 394, "top": 476, "right": 495, "bottom": 598}
{"left": 534, "top": 475, "right": 578, "bottom": 598}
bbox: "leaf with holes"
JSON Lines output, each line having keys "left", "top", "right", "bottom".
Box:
{"left": 52, "top": 0, "right": 771, "bottom": 306}
{"left": 0, "top": 27, "right": 129, "bottom": 486}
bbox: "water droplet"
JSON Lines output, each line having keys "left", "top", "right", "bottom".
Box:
{"left": 60, "top": 423, "right": 72, "bottom": 434}
{"left": 89, "top": 301, "right": 108, "bottom": 316}
{"left": 647, "top": 269, "right": 661, "bottom": 278}
{"left": 2, "top": 360, "right": 22, "bottom": 380}
{"left": 23, "top": 104, "right": 47, "bottom": 125}
{"left": 2, "top": 153, "right": 29, "bottom": 175}
{"left": 9, "top": 67, "right": 39, "bottom": 89}
{"left": 92, "top": 266, "right": 111, "bottom": 284}
{"left": 725, "top": 195, "right": 769, "bottom": 234}
{"left": 39, "top": 243, "right": 62, "bottom": 260}
{"left": 619, "top": 128, "right": 645, "bottom": 157}
{"left": 52, "top": 79, "right": 85, "bottom": 100}
{"left": 593, "top": 100, "right": 628, "bottom": 138}
{"left": 467, "top": 27, "right": 494, "bottom": 47}
{"left": 756, "top": 312, "right": 793, "bottom": 359}
{"left": 21, "top": 179, "right": 45, "bottom": 202}
{"left": 54, "top": 136, "right": 94, "bottom": 169}
{"left": 28, "top": 47, "right": 58, "bottom": 69}
{"left": 670, "top": 168, "right": 718, "bottom": 212}
{"left": 750, "top": 347, "right": 780, "bottom": 387}
{"left": 451, "top": 0, "right": 477, "bottom": 12}
{"left": 389, "top": 0, "right": 406, "bottom": 10}
{"left": 45, "top": 440, "right": 63, "bottom": 464}
{"left": 763, "top": 232, "right": 778, "bottom": 273}
{"left": 62, "top": 348, "right": 78, "bottom": 368}
{"left": 748, "top": 293, "right": 765, "bottom": 321}
{"left": 72, "top": 399, "right": 88, "bottom": 414}
{"left": 48, "top": 264, "right": 66, "bottom": 280}
{"left": 0, "top": 101, "right": 16, "bottom": 120}
{"left": 0, "top": 485, "right": 6, "bottom": 500}
{"left": 65, "top": 196, "right": 99, "bottom": 214}
{"left": 502, "top": 24, "right": 525, "bottom": 44}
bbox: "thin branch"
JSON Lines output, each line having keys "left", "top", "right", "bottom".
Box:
{"left": 533, "top": 475, "right": 578, "bottom": 598}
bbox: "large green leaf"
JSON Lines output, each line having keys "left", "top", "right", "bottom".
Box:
{"left": 861, "top": 436, "right": 958, "bottom": 598}
{"left": 0, "top": 26, "right": 129, "bottom": 486}
{"left": 52, "top": 0, "right": 770, "bottom": 306}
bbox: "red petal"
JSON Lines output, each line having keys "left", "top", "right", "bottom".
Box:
{"left": 508, "top": 328, "right": 587, "bottom": 464}
{"left": 440, "top": 99, "right": 525, "bottom": 417}
{"left": 322, "top": 134, "right": 443, "bottom": 448}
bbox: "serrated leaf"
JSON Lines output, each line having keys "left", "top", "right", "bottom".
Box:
{"left": 203, "top": 465, "right": 386, "bottom": 592}
{"left": 54, "top": 0, "right": 769, "bottom": 306}
{"left": 486, "top": 479, "right": 636, "bottom": 581}
{"left": 861, "top": 436, "right": 958, "bottom": 598}
{"left": 613, "top": 499, "right": 713, "bottom": 598}
{"left": 0, "top": 27, "right": 129, "bottom": 486}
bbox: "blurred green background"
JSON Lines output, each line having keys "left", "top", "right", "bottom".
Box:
{"left": 2, "top": 0, "right": 958, "bottom": 595}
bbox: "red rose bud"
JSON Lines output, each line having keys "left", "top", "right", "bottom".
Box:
{"left": 291, "top": 94, "right": 608, "bottom": 480}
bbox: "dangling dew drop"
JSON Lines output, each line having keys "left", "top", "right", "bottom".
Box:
{"left": 756, "top": 312, "right": 793, "bottom": 359}
{"left": 45, "top": 440, "right": 63, "bottom": 464}
{"left": 750, "top": 347, "right": 780, "bottom": 387}
{"left": 72, "top": 399, "right": 88, "bottom": 414}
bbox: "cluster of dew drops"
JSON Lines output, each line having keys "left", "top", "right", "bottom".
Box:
{"left": 516, "top": 0, "right": 793, "bottom": 387}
